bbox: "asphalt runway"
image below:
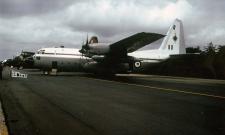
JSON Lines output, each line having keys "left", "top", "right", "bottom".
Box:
{"left": 0, "top": 69, "right": 225, "bottom": 135}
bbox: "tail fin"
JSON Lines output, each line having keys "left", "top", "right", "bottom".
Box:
{"left": 159, "top": 19, "right": 186, "bottom": 55}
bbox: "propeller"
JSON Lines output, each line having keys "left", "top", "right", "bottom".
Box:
{"left": 79, "top": 34, "right": 90, "bottom": 54}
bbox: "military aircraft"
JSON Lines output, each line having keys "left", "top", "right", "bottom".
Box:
{"left": 29, "top": 19, "right": 186, "bottom": 74}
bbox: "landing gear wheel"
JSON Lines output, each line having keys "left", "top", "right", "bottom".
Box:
{"left": 43, "top": 70, "right": 49, "bottom": 75}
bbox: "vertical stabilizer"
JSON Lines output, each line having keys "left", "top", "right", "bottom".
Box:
{"left": 159, "top": 19, "right": 186, "bottom": 55}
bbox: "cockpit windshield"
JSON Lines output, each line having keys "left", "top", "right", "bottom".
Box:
{"left": 37, "top": 50, "right": 45, "bottom": 54}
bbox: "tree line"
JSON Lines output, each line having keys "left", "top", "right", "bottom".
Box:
{"left": 141, "top": 42, "right": 225, "bottom": 79}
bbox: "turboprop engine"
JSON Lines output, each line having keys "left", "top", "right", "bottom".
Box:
{"left": 79, "top": 36, "right": 110, "bottom": 55}
{"left": 88, "top": 43, "right": 110, "bottom": 55}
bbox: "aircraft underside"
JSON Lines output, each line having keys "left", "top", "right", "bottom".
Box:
{"left": 33, "top": 55, "right": 153, "bottom": 74}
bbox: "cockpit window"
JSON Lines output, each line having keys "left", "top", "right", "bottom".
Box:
{"left": 37, "top": 50, "right": 45, "bottom": 54}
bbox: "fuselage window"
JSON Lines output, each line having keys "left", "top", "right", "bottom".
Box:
{"left": 168, "top": 45, "right": 170, "bottom": 50}
{"left": 171, "top": 45, "right": 173, "bottom": 50}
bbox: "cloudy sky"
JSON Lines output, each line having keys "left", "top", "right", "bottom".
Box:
{"left": 0, "top": 0, "right": 225, "bottom": 60}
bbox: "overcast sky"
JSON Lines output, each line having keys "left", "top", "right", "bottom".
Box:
{"left": 0, "top": 0, "right": 225, "bottom": 60}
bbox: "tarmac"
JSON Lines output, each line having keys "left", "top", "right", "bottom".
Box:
{"left": 0, "top": 69, "right": 225, "bottom": 135}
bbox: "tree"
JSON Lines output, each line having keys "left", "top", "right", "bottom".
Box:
{"left": 214, "top": 45, "right": 225, "bottom": 79}
{"left": 203, "top": 42, "right": 216, "bottom": 56}
{"left": 217, "top": 45, "right": 225, "bottom": 56}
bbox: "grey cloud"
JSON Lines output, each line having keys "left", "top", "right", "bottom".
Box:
{"left": 1, "top": 0, "right": 225, "bottom": 60}
{"left": 180, "top": 0, "right": 225, "bottom": 46}
{"left": 0, "top": 0, "right": 77, "bottom": 18}
{"left": 68, "top": 22, "right": 166, "bottom": 42}
{"left": 64, "top": 0, "right": 170, "bottom": 39}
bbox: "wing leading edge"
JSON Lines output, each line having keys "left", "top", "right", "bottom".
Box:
{"left": 109, "top": 32, "right": 165, "bottom": 55}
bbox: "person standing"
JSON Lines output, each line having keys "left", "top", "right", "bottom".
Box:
{"left": 0, "top": 63, "right": 2, "bottom": 80}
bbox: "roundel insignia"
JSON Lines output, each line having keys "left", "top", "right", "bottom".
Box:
{"left": 134, "top": 61, "right": 141, "bottom": 68}
{"left": 173, "top": 35, "right": 177, "bottom": 42}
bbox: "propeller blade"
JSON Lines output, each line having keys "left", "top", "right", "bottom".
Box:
{"left": 86, "top": 34, "right": 88, "bottom": 45}
{"left": 79, "top": 34, "right": 90, "bottom": 54}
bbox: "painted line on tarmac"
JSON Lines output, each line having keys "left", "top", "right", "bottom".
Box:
{"left": 80, "top": 76, "right": 225, "bottom": 100}
{"left": 0, "top": 102, "right": 8, "bottom": 135}
{"left": 117, "top": 74, "right": 225, "bottom": 84}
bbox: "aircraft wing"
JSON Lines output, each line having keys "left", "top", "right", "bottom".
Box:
{"left": 109, "top": 32, "right": 165, "bottom": 55}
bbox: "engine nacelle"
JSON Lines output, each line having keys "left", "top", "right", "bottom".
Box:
{"left": 89, "top": 36, "right": 98, "bottom": 44}
{"left": 88, "top": 43, "right": 110, "bottom": 55}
